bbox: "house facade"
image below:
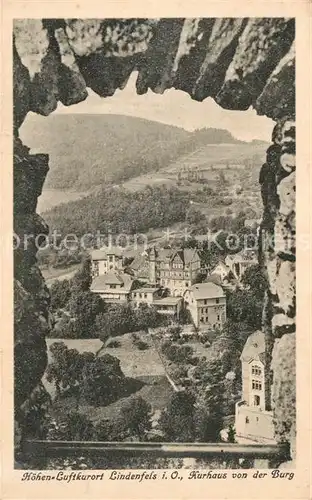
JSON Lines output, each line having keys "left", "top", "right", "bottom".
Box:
{"left": 153, "top": 296, "right": 183, "bottom": 320}
{"left": 91, "top": 247, "right": 123, "bottom": 277}
{"left": 235, "top": 331, "right": 276, "bottom": 444}
{"left": 131, "top": 287, "right": 161, "bottom": 307}
{"left": 183, "top": 282, "right": 226, "bottom": 330}
{"left": 90, "top": 271, "right": 135, "bottom": 303}
{"left": 149, "top": 247, "right": 201, "bottom": 296}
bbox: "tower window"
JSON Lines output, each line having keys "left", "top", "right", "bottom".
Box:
{"left": 252, "top": 380, "right": 262, "bottom": 390}
{"left": 252, "top": 365, "right": 262, "bottom": 376}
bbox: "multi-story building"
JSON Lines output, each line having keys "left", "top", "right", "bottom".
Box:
{"left": 149, "top": 247, "right": 201, "bottom": 297}
{"left": 183, "top": 282, "right": 226, "bottom": 330}
{"left": 153, "top": 296, "right": 183, "bottom": 321}
{"left": 126, "top": 252, "right": 150, "bottom": 283}
{"left": 131, "top": 287, "right": 161, "bottom": 307}
{"left": 235, "top": 331, "right": 276, "bottom": 444}
{"left": 90, "top": 271, "right": 135, "bottom": 303}
{"left": 91, "top": 247, "right": 123, "bottom": 277}
{"left": 130, "top": 287, "right": 183, "bottom": 320}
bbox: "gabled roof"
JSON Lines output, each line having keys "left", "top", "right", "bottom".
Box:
{"left": 240, "top": 331, "right": 265, "bottom": 363}
{"left": 151, "top": 247, "right": 199, "bottom": 265}
{"left": 211, "top": 261, "right": 231, "bottom": 274}
{"left": 130, "top": 254, "right": 148, "bottom": 271}
{"left": 91, "top": 246, "right": 123, "bottom": 260}
{"left": 183, "top": 248, "right": 199, "bottom": 264}
{"left": 90, "top": 272, "right": 133, "bottom": 292}
{"left": 190, "top": 282, "right": 225, "bottom": 300}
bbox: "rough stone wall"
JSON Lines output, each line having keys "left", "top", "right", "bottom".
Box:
{"left": 13, "top": 18, "right": 295, "bottom": 454}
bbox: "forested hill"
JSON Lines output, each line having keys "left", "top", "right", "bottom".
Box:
{"left": 20, "top": 113, "right": 242, "bottom": 191}
{"left": 43, "top": 185, "right": 192, "bottom": 238}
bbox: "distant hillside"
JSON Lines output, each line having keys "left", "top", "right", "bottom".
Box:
{"left": 42, "top": 185, "right": 192, "bottom": 238}
{"left": 20, "top": 113, "right": 241, "bottom": 191}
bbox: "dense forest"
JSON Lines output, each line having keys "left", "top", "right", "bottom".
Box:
{"left": 20, "top": 113, "right": 244, "bottom": 191}
{"left": 43, "top": 185, "right": 192, "bottom": 237}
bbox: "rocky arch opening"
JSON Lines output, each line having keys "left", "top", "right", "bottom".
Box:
{"left": 13, "top": 18, "right": 296, "bottom": 457}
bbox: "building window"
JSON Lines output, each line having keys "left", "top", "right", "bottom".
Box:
{"left": 200, "top": 317, "right": 204, "bottom": 323}
{"left": 204, "top": 299, "right": 207, "bottom": 305}
{"left": 185, "top": 282, "right": 189, "bottom": 287}
{"left": 251, "top": 365, "right": 262, "bottom": 376}
{"left": 245, "top": 417, "right": 249, "bottom": 424}
{"left": 110, "top": 284, "right": 116, "bottom": 289}
{"left": 109, "top": 256, "right": 113, "bottom": 262}
{"left": 254, "top": 395, "right": 261, "bottom": 406}
{"left": 144, "top": 293, "right": 147, "bottom": 299}
{"left": 216, "top": 298, "right": 220, "bottom": 304}
{"left": 217, "top": 314, "right": 220, "bottom": 321}
{"left": 252, "top": 380, "right": 262, "bottom": 391}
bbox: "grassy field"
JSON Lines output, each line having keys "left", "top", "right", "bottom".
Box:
{"left": 45, "top": 334, "right": 173, "bottom": 424}
{"left": 37, "top": 189, "right": 88, "bottom": 213}
{"left": 46, "top": 334, "right": 165, "bottom": 378}
{"left": 41, "top": 264, "right": 81, "bottom": 285}
{"left": 44, "top": 330, "right": 216, "bottom": 425}
{"left": 49, "top": 374, "right": 173, "bottom": 425}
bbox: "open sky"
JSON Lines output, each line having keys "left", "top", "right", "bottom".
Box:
{"left": 55, "top": 72, "right": 273, "bottom": 143}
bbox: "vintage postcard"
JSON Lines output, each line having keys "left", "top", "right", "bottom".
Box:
{"left": 1, "top": 0, "right": 311, "bottom": 499}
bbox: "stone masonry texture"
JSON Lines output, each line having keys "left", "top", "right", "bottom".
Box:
{"left": 13, "top": 18, "right": 295, "bottom": 456}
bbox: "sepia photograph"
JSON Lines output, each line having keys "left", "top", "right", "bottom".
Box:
{"left": 11, "top": 16, "right": 297, "bottom": 475}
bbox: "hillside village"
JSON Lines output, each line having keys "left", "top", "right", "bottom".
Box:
{"left": 20, "top": 112, "right": 275, "bottom": 469}
{"left": 35, "top": 230, "right": 276, "bottom": 469}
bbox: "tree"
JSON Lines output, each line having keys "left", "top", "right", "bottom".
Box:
{"left": 45, "top": 342, "right": 70, "bottom": 398}
{"left": 68, "top": 290, "right": 105, "bottom": 338}
{"left": 50, "top": 279, "right": 71, "bottom": 311}
{"left": 226, "top": 288, "right": 262, "bottom": 330}
{"left": 120, "top": 396, "right": 152, "bottom": 440}
{"left": 81, "top": 354, "right": 125, "bottom": 406}
{"left": 71, "top": 257, "right": 92, "bottom": 292}
{"left": 44, "top": 411, "right": 95, "bottom": 441}
{"left": 162, "top": 344, "right": 194, "bottom": 364}
{"left": 241, "top": 264, "right": 267, "bottom": 299}
{"left": 227, "top": 424, "right": 236, "bottom": 443}
{"left": 193, "top": 270, "right": 206, "bottom": 284}
{"left": 194, "top": 359, "right": 225, "bottom": 442}
{"left": 135, "top": 303, "right": 161, "bottom": 331}
{"left": 186, "top": 207, "right": 206, "bottom": 226}
{"left": 95, "top": 303, "right": 135, "bottom": 342}
{"left": 45, "top": 342, "right": 89, "bottom": 398}
{"left": 159, "top": 391, "right": 196, "bottom": 442}
{"left": 94, "top": 418, "right": 126, "bottom": 442}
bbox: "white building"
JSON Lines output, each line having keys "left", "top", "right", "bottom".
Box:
{"left": 235, "top": 331, "right": 276, "bottom": 444}
{"left": 91, "top": 247, "right": 123, "bottom": 277}
{"left": 183, "top": 282, "right": 226, "bottom": 330}
{"left": 90, "top": 271, "right": 135, "bottom": 303}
